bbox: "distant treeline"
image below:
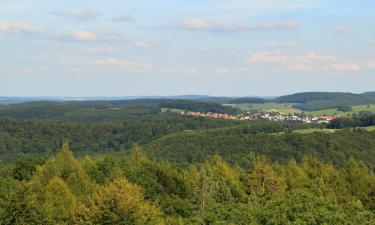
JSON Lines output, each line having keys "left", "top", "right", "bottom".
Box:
{"left": 159, "top": 99, "right": 239, "bottom": 114}
{"left": 0, "top": 101, "right": 162, "bottom": 121}
{"left": 229, "top": 97, "right": 267, "bottom": 104}
{"left": 328, "top": 113, "right": 375, "bottom": 129}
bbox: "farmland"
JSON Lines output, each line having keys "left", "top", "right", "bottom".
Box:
{"left": 231, "top": 103, "right": 375, "bottom": 116}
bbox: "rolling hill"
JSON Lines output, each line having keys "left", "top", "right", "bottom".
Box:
{"left": 273, "top": 92, "right": 375, "bottom": 111}
{"left": 144, "top": 125, "right": 375, "bottom": 169}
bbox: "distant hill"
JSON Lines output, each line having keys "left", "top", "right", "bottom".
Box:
{"left": 159, "top": 99, "right": 239, "bottom": 114}
{"left": 229, "top": 97, "right": 267, "bottom": 104}
{"left": 273, "top": 92, "right": 375, "bottom": 111}
{"left": 144, "top": 126, "right": 375, "bottom": 169}
{"left": 361, "top": 91, "right": 375, "bottom": 98}
{"left": 0, "top": 95, "right": 214, "bottom": 105}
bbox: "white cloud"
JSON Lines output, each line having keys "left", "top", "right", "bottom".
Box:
{"left": 362, "top": 59, "right": 375, "bottom": 69}
{"left": 86, "top": 47, "right": 118, "bottom": 55}
{"left": 247, "top": 51, "right": 375, "bottom": 73}
{"left": 196, "top": 47, "right": 238, "bottom": 55}
{"left": 132, "top": 40, "right": 158, "bottom": 48}
{"left": 60, "top": 28, "right": 126, "bottom": 42}
{"left": 112, "top": 13, "right": 135, "bottom": 22}
{"left": 248, "top": 51, "right": 337, "bottom": 64}
{"left": 180, "top": 18, "right": 251, "bottom": 32}
{"left": 163, "top": 66, "right": 199, "bottom": 75}
{"left": 0, "top": 65, "right": 50, "bottom": 74}
{"left": 94, "top": 58, "right": 152, "bottom": 71}
{"left": 329, "top": 62, "right": 361, "bottom": 72}
{"left": 65, "top": 30, "right": 96, "bottom": 41}
{"left": 268, "top": 42, "right": 295, "bottom": 49}
{"left": 0, "top": 21, "right": 36, "bottom": 34}
{"left": 368, "top": 40, "right": 375, "bottom": 46}
{"left": 197, "top": 47, "right": 211, "bottom": 53}
{"left": 53, "top": 9, "right": 102, "bottom": 21}
{"left": 259, "top": 21, "right": 297, "bottom": 30}
{"left": 178, "top": 18, "right": 297, "bottom": 32}
{"left": 216, "top": 68, "right": 230, "bottom": 75}
{"left": 338, "top": 27, "right": 350, "bottom": 33}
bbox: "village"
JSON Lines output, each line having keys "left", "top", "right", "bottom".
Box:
{"left": 180, "top": 111, "right": 337, "bottom": 124}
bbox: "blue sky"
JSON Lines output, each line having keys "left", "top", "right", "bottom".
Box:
{"left": 0, "top": 0, "right": 374, "bottom": 97}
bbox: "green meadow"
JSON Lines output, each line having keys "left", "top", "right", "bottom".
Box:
{"left": 232, "top": 103, "right": 375, "bottom": 116}
{"left": 231, "top": 103, "right": 302, "bottom": 114}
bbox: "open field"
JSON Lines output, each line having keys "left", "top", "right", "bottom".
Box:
{"left": 273, "top": 128, "right": 336, "bottom": 136}
{"left": 307, "top": 104, "right": 375, "bottom": 116}
{"left": 363, "top": 126, "right": 375, "bottom": 131}
{"left": 293, "top": 128, "right": 336, "bottom": 134}
{"left": 231, "top": 103, "right": 302, "bottom": 114}
{"left": 231, "top": 103, "right": 375, "bottom": 116}
{"left": 161, "top": 108, "right": 184, "bottom": 113}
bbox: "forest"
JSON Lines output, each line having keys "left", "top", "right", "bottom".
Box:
{"left": 327, "top": 113, "right": 375, "bottom": 129}
{"left": 0, "top": 99, "right": 374, "bottom": 224}
{"left": 158, "top": 99, "right": 239, "bottom": 114}
{"left": 0, "top": 143, "right": 374, "bottom": 224}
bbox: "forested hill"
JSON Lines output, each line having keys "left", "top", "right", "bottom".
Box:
{"left": 0, "top": 115, "right": 250, "bottom": 161}
{"left": 159, "top": 99, "right": 239, "bottom": 114}
{"left": 273, "top": 92, "right": 375, "bottom": 111}
{"left": 3, "top": 91, "right": 375, "bottom": 113}
{"left": 0, "top": 98, "right": 240, "bottom": 121}
{"left": 145, "top": 127, "right": 375, "bottom": 169}
{"left": 228, "top": 97, "right": 266, "bottom": 104}
{"left": 362, "top": 91, "right": 375, "bottom": 98}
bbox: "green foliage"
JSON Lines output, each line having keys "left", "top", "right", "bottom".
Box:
{"left": 145, "top": 127, "right": 375, "bottom": 169}
{"left": 338, "top": 105, "right": 353, "bottom": 112}
{"left": 42, "top": 177, "right": 78, "bottom": 224}
{"left": 244, "top": 156, "right": 285, "bottom": 198}
{"left": 159, "top": 99, "right": 239, "bottom": 114}
{"left": 327, "top": 113, "right": 375, "bottom": 129}
{"left": 12, "top": 156, "right": 45, "bottom": 181}
{"left": 229, "top": 97, "right": 267, "bottom": 104}
{"left": 274, "top": 92, "right": 375, "bottom": 111}
{"left": 259, "top": 190, "right": 374, "bottom": 225}
{"left": 0, "top": 114, "right": 244, "bottom": 161}
{"left": 0, "top": 145, "right": 374, "bottom": 224}
{"left": 84, "top": 178, "right": 164, "bottom": 225}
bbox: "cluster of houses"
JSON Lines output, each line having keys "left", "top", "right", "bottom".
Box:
{"left": 180, "top": 111, "right": 337, "bottom": 124}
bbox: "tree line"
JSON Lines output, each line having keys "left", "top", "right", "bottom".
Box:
{"left": 159, "top": 99, "right": 239, "bottom": 114}
{"left": 328, "top": 113, "right": 375, "bottom": 129}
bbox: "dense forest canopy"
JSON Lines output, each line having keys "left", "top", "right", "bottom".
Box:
{"left": 145, "top": 127, "right": 375, "bottom": 169}
{"left": 0, "top": 144, "right": 374, "bottom": 224}
{"left": 327, "top": 113, "right": 375, "bottom": 129}
{"left": 159, "top": 99, "right": 240, "bottom": 114}
{"left": 0, "top": 114, "right": 251, "bottom": 161}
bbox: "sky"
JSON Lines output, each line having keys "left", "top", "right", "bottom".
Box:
{"left": 0, "top": 0, "right": 374, "bottom": 97}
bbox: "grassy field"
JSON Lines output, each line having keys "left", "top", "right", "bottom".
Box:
{"left": 161, "top": 108, "right": 184, "bottom": 113}
{"left": 232, "top": 103, "right": 375, "bottom": 116}
{"left": 363, "top": 126, "right": 375, "bottom": 131}
{"left": 307, "top": 104, "right": 375, "bottom": 116}
{"left": 231, "top": 103, "right": 302, "bottom": 114}
{"left": 293, "top": 128, "right": 336, "bottom": 134}
{"left": 272, "top": 128, "right": 336, "bottom": 136}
